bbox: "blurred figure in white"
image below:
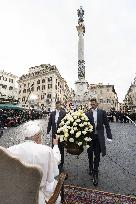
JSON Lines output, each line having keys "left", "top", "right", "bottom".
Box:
{"left": 7, "top": 121, "right": 61, "bottom": 204}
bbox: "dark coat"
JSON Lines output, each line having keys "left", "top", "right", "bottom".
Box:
{"left": 86, "top": 108, "right": 112, "bottom": 157}
{"left": 47, "top": 110, "right": 66, "bottom": 139}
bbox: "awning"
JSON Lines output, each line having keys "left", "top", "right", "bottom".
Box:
{"left": 0, "top": 103, "right": 23, "bottom": 110}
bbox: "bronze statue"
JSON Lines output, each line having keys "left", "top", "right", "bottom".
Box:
{"left": 77, "top": 6, "right": 84, "bottom": 23}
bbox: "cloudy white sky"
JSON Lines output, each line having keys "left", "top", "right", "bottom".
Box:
{"left": 0, "top": 0, "right": 136, "bottom": 102}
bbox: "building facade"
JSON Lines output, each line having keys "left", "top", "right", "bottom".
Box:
{"left": 17, "top": 64, "right": 71, "bottom": 111}
{"left": 123, "top": 76, "right": 136, "bottom": 113}
{"left": 0, "top": 70, "right": 18, "bottom": 100}
{"left": 88, "top": 83, "right": 118, "bottom": 111}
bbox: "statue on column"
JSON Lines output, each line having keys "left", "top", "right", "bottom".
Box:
{"left": 77, "top": 6, "right": 84, "bottom": 24}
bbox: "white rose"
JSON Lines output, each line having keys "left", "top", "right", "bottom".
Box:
{"left": 64, "top": 132, "right": 69, "bottom": 138}
{"left": 71, "top": 112, "right": 75, "bottom": 116}
{"left": 69, "top": 138, "right": 74, "bottom": 142}
{"left": 74, "top": 127, "right": 77, "bottom": 131}
{"left": 79, "top": 123, "right": 84, "bottom": 127}
{"left": 85, "top": 117, "right": 89, "bottom": 121}
{"left": 70, "top": 118, "right": 74, "bottom": 122}
{"left": 73, "top": 122, "right": 77, "bottom": 126}
{"left": 82, "top": 130, "right": 87, "bottom": 135}
{"left": 76, "top": 119, "right": 81, "bottom": 123}
{"left": 64, "top": 137, "right": 68, "bottom": 141}
{"left": 78, "top": 142, "right": 82, "bottom": 146}
{"left": 83, "top": 122, "right": 87, "bottom": 126}
{"left": 75, "top": 131, "right": 81, "bottom": 138}
{"left": 64, "top": 128, "right": 68, "bottom": 133}
{"left": 86, "top": 145, "right": 90, "bottom": 149}
{"left": 89, "top": 128, "right": 93, "bottom": 132}
{"left": 81, "top": 117, "right": 85, "bottom": 120}
{"left": 70, "top": 129, "right": 74, "bottom": 134}
{"left": 57, "top": 129, "right": 60, "bottom": 133}
{"left": 60, "top": 121, "right": 64, "bottom": 126}
{"left": 85, "top": 137, "right": 92, "bottom": 142}
{"left": 66, "top": 120, "right": 70, "bottom": 125}
{"left": 73, "top": 115, "right": 77, "bottom": 119}
{"left": 85, "top": 127, "right": 89, "bottom": 132}
{"left": 60, "top": 136, "right": 64, "bottom": 142}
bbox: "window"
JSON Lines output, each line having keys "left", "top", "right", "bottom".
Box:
{"left": 47, "top": 93, "right": 52, "bottom": 98}
{"left": 31, "top": 86, "right": 34, "bottom": 92}
{"left": 9, "top": 78, "right": 13, "bottom": 83}
{"left": 41, "top": 95, "right": 44, "bottom": 100}
{"left": 23, "top": 89, "right": 26, "bottom": 93}
{"left": 9, "top": 86, "right": 13, "bottom": 90}
{"left": 100, "top": 99, "right": 103, "bottom": 103}
{"left": 48, "top": 84, "right": 52, "bottom": 89}
{"left": 42, "top": 85, "right": 45, "bottom": 90}
{"left": 2, "top": 85, "right": 7, "bottom": 89}
{"left": 22, "top": 97, "right": 26, "bottom": 102}
{"left": 48, "top": 77, "right": 52, "bottom": 82}
{"left": 37, "top": 79, "right": 40, "bottom": 84}
{"left": 37, "top": 86, "right": 40, "bottom": 91}
{"left": 107, "top": 99, "right": 111, "bottom": 103}
{"left": 42, "top": 79, "right": 45, "bottom": 83}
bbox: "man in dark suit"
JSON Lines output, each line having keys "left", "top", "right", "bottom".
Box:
{"left": 86, "top": 98, "right": 112, "bottom": 186}
{"left": 47, "top": 100, "right": 66, "bottom": 171}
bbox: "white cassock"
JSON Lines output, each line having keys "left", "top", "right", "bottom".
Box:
{"left": 7, "top": 141, "right": 61, "bottom": 204}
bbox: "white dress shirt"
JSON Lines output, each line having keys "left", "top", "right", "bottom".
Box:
{"left": 7, "top": 141, "right": 61, "bottom": 204}
{"left": 92, "top": 108, "right": 98, "bottom": 134}
{"left": 55, "top": 110, "right": 60, "bottom": 125}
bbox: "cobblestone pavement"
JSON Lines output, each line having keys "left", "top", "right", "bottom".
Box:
{"left": 0, "top": 118, "right": 136, "bottom": 196}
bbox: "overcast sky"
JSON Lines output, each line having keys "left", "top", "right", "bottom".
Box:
{"left": 0, "top": 0, "right": 136, "bottom": 102}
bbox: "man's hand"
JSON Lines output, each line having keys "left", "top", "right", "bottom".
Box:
{"left": 53, "top": 135, "right": 59, "bottom": 145}
{"left": 107, "top": 138, "right": 112, "bottom": 142}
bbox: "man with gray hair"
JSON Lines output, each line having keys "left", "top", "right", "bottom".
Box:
{"left": 7, "top": 121, "right": 61, "bottom": 204}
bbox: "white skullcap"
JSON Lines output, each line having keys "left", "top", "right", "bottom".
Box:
{"left": 24, "top": 122, "right": 41, "bottom": 139}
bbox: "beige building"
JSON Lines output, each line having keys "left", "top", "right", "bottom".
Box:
{"left": 0, "top": 70, "right": 18, "bottom": 100}
{"left": 123, "top": 76, "right": 136, "bottom": 113}
{"left": 17, "top": 64, "right": 71, "bottom": 110}
{"left": 88, "top": 83, "right": 118, "bottom": 111}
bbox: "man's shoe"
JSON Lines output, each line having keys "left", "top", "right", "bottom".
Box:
{"left": 93, "top": 173, "right": 98, "bottom": 186}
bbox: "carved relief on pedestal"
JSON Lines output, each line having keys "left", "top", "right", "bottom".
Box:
{"left": 78, "top": 60, "right": 85, "bottom": 79}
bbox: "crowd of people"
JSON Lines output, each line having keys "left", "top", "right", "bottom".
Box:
{"left": 0, "top": 108, "right": 47, "bottom": 129}
{"left": 106, "top": 110, "right": 136, "bottom": 123}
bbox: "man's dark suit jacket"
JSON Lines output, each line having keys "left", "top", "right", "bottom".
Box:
{"left": 47, "top": 110, "right": 66, "bottom": 139}
{"left": 86, "top": 108, "right": 112, "bottom": 157}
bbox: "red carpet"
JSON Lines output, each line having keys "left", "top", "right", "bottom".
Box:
{"left": 64, "top": 185, "right": 136, "bottom": 204}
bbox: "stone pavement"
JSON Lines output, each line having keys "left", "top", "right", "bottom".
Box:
{"left": 0, "top": 119, "right": 136, "bottom": 196}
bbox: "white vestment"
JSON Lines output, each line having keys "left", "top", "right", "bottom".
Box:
{"left": 7, "top": 141, "right": 61, "bottom": 204}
